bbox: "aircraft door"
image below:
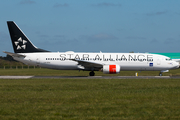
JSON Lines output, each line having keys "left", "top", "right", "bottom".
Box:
{"left": 157, "top": 57, "right": 161, "bottom": 65}
{"left": 36, "top": 55, "right": 40, "bottom": 66}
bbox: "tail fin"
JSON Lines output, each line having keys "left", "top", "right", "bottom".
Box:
{"left": 7, "top": 21, "right": 49, "bottom": 53}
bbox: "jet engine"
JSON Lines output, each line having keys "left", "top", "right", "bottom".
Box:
{"left": 103, "top": 64, "right": 120, "bottom": 74}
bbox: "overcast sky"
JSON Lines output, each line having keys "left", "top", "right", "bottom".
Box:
{"left": 0, "top": 0, "right": 180, "bottom": 56}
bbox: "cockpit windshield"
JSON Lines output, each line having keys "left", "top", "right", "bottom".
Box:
{"left": 166, "top": 58, "right": 172, "bottom": 61}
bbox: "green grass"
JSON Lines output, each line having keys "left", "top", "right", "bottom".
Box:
{"left": 0, "top": 68, "right": 180, "bottom": 76}
{"left": 0, "top": 78, "right": 180, "bottom": 119}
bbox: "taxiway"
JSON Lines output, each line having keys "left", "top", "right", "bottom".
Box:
{"left": 0, "top": 76, "right": 178, "bottom": 79}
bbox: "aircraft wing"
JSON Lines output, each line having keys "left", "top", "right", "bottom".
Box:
{"left": 3, "top": 51, "right": 26, "bottom": 57}
{"left": 70, "top": 59, "right": 103, "bottom": 69}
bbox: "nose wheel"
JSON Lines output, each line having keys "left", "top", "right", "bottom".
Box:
{"left": 159, "top": 72, "right": 162, "bottom": 76}
{"left": 89, "top": 71, "right": 95, "bottom": 76}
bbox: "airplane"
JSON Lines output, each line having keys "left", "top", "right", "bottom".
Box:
{"left": 3, "top": 21, "right": 179, "bottom": 76}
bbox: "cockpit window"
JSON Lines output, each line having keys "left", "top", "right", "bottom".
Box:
{"left": 166, "top": 58, "right": 172, "bottom": 61}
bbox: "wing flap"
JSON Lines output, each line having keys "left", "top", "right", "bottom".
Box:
{"left": 70, "top": 59, "right": 103, "bottom": 69}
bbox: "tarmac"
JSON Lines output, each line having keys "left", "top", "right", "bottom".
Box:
{"left": 0, "top": 75, "right": 178, "bottom": 79}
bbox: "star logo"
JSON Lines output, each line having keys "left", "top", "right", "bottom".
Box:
{"left": 14, "top": 37, "right": 27, "bottom": 50}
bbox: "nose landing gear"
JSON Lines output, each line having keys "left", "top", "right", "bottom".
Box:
{"left": 159, "top": 70, "right": 169, "bottom": 76}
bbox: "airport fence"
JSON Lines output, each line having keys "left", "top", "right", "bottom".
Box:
{"left": 0, "top": 65, "right": 41, "bottom": 69}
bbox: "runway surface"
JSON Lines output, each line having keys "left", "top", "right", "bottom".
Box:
{"left": 0, "top": 75, "right": 180, "bottom": 79}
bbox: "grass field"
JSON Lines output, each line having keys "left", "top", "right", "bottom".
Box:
{"left": 0, "top": 78, "right": 180, "bottom": 119}
{"left": 0, "top": 68, "right": 180, "bottom": 76}
{"left": 0, "top": 69, "right": 180, "bottom": 119}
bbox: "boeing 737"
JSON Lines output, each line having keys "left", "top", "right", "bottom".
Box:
{"left": 4, "top": 21, "right": 179, "bottom": 76}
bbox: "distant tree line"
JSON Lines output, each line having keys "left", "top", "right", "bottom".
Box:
{"left": 0, "top": 55, "right": 25, "bottom": 68}
{"left": 0, "top": 55, "right": 40, "bottom": 69}
{"left": 0, "top": 55, "right": 16, "bottom": 62}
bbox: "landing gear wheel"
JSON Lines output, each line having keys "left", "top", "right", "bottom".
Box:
{"left": 159, "top": 73, "right": 162, "bottom": 76}
{"left": 89, "top": 71, "right": 95, "bottom": 76}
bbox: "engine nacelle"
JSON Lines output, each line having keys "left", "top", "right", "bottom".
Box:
{"left": 103, "top": 64, "right": 120, "bottom": 74}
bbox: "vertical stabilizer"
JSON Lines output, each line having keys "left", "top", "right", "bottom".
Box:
{"left": 7, "top": 21, "right": 49, "bottom": 53}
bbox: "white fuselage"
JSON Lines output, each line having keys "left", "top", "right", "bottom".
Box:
{"left": 13, "top": 52, "right": 179, "bottom": 71}
{"left": 6, "top": 21, "right": 179, "bottom": 75}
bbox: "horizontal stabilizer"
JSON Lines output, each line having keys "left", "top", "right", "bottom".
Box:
{"left": 3, "top": 51, "right": 26, "bottom": 57}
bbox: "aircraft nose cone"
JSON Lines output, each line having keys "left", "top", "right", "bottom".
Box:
{"left": 174, "top": 61, "right": 179, "bottom": 69}
{"left": 170, "top": 61, "right": 179, "bottom": 69}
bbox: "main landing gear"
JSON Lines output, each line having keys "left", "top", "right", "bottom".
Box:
{"left": 89, "top": 71, "right": 95, "bottom": 76}
{"left": 159, "top": 72, "right": 162, "bottom": 76}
